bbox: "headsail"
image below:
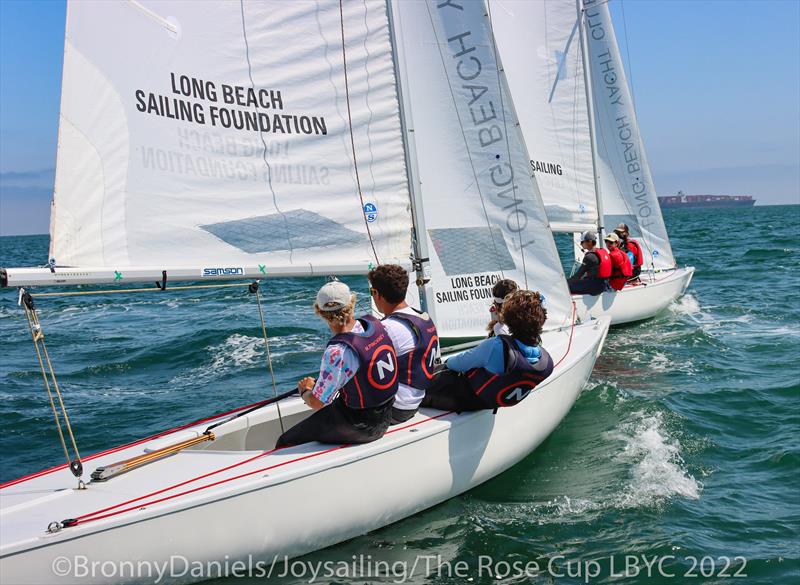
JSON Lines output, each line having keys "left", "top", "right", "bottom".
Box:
{"left": 49, "top": 0, "right": 412, "bottom": 276}
{"left": 490, "top": 0, "right": 598, "bottom": 234}
{"left": 581, "top": 0, "right": 675, "bottom": 270}
{"left": 391, "top": 0, "right": 573, "bottom": 338}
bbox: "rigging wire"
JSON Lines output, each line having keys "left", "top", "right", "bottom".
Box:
{"left": 338, "top": 0, "right": 380, "bottom": 267}
{"left": 30, "top": 282, "right": 251, "bottom": 298}
{"left": 251, "top": 282, "right": 285, "bottom": 435}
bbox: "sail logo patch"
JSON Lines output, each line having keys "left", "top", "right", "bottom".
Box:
{"left": 364, "top": 202, "right": 378, "bottom": 223}
{"left": 202, "top": 267, "right": 244, "bottom": 277}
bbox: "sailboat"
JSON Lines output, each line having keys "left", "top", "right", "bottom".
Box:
{"left": 491, "top": 0, "right": 694, "bottom": 325}
{"left": 0, "top": 1, "right": 609, "bottom": 583}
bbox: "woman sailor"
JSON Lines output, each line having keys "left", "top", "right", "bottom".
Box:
{"left": 275, "top": 281, "right": 398, "bottom": 447}
{"left": 421, "top": 290, "right": 554, "bottom": 412}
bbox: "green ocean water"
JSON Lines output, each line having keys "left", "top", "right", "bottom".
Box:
{"left": 0, "top": 204, "right": 798, "bottom": 584}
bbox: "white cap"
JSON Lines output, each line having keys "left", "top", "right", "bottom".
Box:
{"left": 316, "top": 280, "right": 352, "bottom": 311}
{"left": 604, "top": 232, "right": 620, "bottom": 243}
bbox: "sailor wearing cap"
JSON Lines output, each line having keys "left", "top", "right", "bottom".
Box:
{"left": 614, "top": 223, "right": 643, "bottom": 279}
{"left": 275, "top": 280, "right": 399, "bottom": 448}
{"left": 604, "top": 232, "right": 633, "bottom": 291}
{"left": 567, "top": 230, "right": 612, "bottom": 296}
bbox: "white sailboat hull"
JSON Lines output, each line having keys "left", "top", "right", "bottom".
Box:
{"left": 573, "top": 267, "right": 695, "bottom": 325}
{"left": 0, "top": 318, "right": 609, "bottom": 585}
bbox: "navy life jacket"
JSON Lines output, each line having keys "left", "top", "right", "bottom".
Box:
{"left": 329, "top": 315, "right": 398, "bottom": 409}
{"left": 384, "top": 309, "right": 439, "bottom": 390}
{"left": 466, "top": 335, "right": 554, "bottom": 408}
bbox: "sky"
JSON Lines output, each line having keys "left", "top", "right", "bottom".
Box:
{"left": 0, "top": 0, "right": 798, "bottom": 236}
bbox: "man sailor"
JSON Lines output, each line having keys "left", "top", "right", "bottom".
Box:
{"left": 567, "top": 231, "right": 611, "bottom": 296}
{"left": 368, "top": 264, "right": 439, "bottom": 425}
{"left": 604, "top": 232, "right": 633, "bottom": 291}
{"left": 275, "top": 280, "right": 398, "bottom": 447}
{"left": 614, "top": 223, "right": 644, "bottom": 279}
{"left": 421, "top": 290, "right": 553, "bottom": 412}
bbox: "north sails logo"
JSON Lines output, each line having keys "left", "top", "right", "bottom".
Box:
{"left": 202, "top": 267, "right": 244, "bottom": 277}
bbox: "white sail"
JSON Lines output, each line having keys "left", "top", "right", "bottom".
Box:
{"left": 392, "top": 0, "right": 573, "bottom": 338}
{"left": 491, "top": 0, "right": 598, "bottom": 233}
{"left": 582, "top": 0, "right": 675, "bottom": 269}
{"left": 49, "top": 0, "right": 413, "bottom": 275}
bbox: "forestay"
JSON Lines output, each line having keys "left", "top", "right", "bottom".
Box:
{"left": 582, "top": 0, "right": 675, "bottom": 270}
{"left": 391, "top": 0, "right": 573, "bottom": 338}
{"left": 49, "top": 0, "right": 412, "bottom": 275}
{"left": 490, "top": 0, "right": 598, "bottom": 234}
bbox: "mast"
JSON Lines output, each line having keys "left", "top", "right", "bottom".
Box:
{"left": 576, "top": 0, "right": 606, "bottom": 242}
{"left": 385, "top": 0, "right": 435, "bottom": 316}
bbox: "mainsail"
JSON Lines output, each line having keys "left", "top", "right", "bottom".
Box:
{"left": 582, "top": 0, "right": 675, "bottom": 270}
{"left": 492, "top": 0, "right": 676, "bottom": 271}
{"left": 490, "top": 0, "right": 598, "bottom": 234}
{"left": 392, "top": 0, "right": 573, "bottom": 337}
{"left": 49, "top": 0, "right": 413, "bottom": 275}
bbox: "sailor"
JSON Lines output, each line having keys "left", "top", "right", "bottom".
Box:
{"left": 421, "top": 290, "right": 553, "bottom": 412}
{"left": 604, "top": 232, "right": 633, "bottom": 291}
{"left": 368, "top": 264, "right": 439, "bottom": 425}
{"left": 275, "top": 280, "right": 398, "bottom": 447}
{"left": 614, "top": 223, "right": 643, "bottom": 278}
{"left": 487, "top": 279, "right": 518, "bottom": 337}
{"left": 567, "top": 231, "right": 611, "bottom": 296}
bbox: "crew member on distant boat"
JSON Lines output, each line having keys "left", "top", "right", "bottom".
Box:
{"left": 487, "top": 279, "right": 518, "bottom": 337}
{"left": 421, "top": 290, "right": 553, "bottom": 412}
{"left": 275, "top": 281, "right": 398, "bottom": 447}
{"left": 368, "top": 264, "right": 439, "bottom": 425}
{"left": 604, "top": 232, "right": 633, "bottom": 291}
{"left": 568, "top": 231, "right": 610, "bottom": 296}
{"left": 614, "top": 223, "right": 643, "bottom": 279}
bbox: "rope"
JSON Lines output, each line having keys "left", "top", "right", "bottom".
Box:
{"left": 252, "top": 283, "right": 285, "bottom": 435}
{"left": 553, "top": 301, "right": 577, "bottom": 369}
{"left": 21, "top": 292, "right": 83, "bottom": 479}
{"left": 31, "top": 282, "right": 251, "bottom": 298}
{"left": 338, "top": 0, "right": 380, "bottom": 266}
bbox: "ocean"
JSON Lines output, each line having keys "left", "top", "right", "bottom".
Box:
{"left": 1, "top": 204, "right": 798, "bottom": 584}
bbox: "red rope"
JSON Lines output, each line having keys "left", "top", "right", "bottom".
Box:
{"left": 69, "top": 411, "right": 454, "bottom": 526}
{"left": 553, "top": 301, "right": 577, "bottom": 369}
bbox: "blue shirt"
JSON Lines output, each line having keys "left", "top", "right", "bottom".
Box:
{"left": 446, "top": 336, "right": 542, "bottom": 375}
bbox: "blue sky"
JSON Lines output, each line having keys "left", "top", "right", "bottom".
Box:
{"left": 0, "top": 0, "right": 798, "bottom": 235}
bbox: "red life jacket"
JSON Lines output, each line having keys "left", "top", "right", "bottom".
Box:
{"left": 626, "top": 238, "right": 644, "bottom": 267}
{"left": 590, "top": 248, "right": 612, "bottom": 279}
{"left": 608, "top": 247, "right": 633, "bottom": 291}
{"left": 466, "top": 335, "right": 554, "bottom": 408}
{"left": 329, "top": 315, "right": 398, "bottom": 409}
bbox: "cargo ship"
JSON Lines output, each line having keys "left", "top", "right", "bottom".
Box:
{"left": 658, "top": 191, "right": 756, "bottom": 209}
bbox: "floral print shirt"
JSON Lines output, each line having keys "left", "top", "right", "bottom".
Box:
{"left": 311, "top": 321, "right": 363, "bottom": 404}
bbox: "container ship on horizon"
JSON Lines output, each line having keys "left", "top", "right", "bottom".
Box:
{"left": 658, "top": 191, "right": 756, "bottom": 209}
